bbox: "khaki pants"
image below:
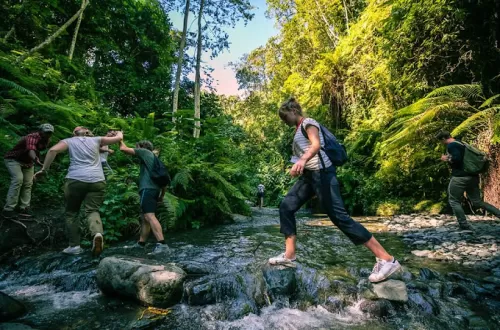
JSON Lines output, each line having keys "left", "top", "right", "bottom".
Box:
{"left": 3, "top": 159, "right": 34, "bottom": 211}
{"left": 448, "top": 176, "right": 500, "bottom": 225}
{"left": 64, "top": 179, "right": 106, "bottom": 247}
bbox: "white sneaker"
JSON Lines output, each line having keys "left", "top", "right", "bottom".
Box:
{"left": 148, "top": 243, "right": 170, "bottom": 255}
{"left": 369, "top": 257, "right": 402, "bottom": 283}
{"left": 92, "top": 233, "right": 104, "bottom": 257}
{"left": 63, "top": 246, "right": 83, "bottom": 255}
{"left": 268, "top": 253, "right": 296, "bottom": 266}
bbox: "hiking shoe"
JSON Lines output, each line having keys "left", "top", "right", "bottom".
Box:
{"left": 148, "top": 243, "right": 170, "bottom": 255}
{"left": 1, "top": 209, "right": 16, "bottom": 219}
{"left": 18, "top": 208, "right": 33, "bottom": 218}
{"left": 369, "top": 258, "right": 402, "bottom": 283}
{"left": 92, "top": 233, "right": 104, "bottom": 257}
{"left": 268, "top": 253, "right": 296, "bottom": 266}
{"left": 63, "top": 246, "right": 84, "bottom": 255}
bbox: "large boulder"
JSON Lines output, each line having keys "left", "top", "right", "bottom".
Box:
{"left": 0, "top": 291, "right": 26, "bottom": 322}
{"left": 96, "top": 256, "right": 186, "bottom": 308}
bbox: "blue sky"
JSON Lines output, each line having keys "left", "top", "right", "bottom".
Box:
{"left": 168, "top": 0, "right": 277, "bottom": 95}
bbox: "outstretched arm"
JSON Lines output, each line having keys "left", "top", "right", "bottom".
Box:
{"left": 101, "top": 131, "right": 123, "bottom": 146}
{"left": 119, "top": 140, "right": 135, "bottom": 156}
{"left": 34, "top": 141, "right": 68, "bottom": 178}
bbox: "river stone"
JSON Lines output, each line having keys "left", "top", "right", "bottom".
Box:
{"left": 408, "top": 292, "right": 438, "bottom": 315}
{"left": 96, "top": 256, "right": 186, "bottom": 308}
{"left": 419, "top": 268, "right": 441, "bottom": 281}
{"left": 371, "top": 280, "right": 408, "bottom": 302}
{"left": 359, "top": 299, "right": 392, "bottom": 317}
{"left": 184, "top": 277, "right": 216, "bottom": 305}
{"left": 412, "top": 250, "right": 432, "bottom": 257}
{"left": 0, "top": 291, "right": 26, "bottom": 322}
{"left": 262, "top": 264, "right": 297, "bottom": 297}
{"left": 323, "top": 296, "right": 344, "bottom": 313}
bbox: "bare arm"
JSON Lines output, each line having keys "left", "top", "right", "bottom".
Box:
{"left": 34, "top": 141, "right": 68, "bottom": 179}
{"left": 119, "top": 140, "right": 135, "bottom": 155}
{"left": 101, "top": 131, "right": 123, "bottom": 146}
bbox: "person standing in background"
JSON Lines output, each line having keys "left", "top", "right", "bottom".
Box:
{"left": 257, "top": 183, "right": 265, "bottom": 209}
{"left": 100, "top": 130, "right": 116, "bottom": 174}
{"left": 2, "top": 124, "right": 54, "bottom": 219}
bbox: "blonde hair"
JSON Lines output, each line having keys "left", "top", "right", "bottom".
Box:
{"left": 279, "top": 97, "right": 303, "bottom": 117}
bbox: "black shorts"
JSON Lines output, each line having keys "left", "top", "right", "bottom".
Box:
{"left": 257, "top": 192, "right": 264, "bottom": 198}
{"left": 140, "top": 189, "right": 160, "bottom": 214}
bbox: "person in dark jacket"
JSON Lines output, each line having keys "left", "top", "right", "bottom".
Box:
{"left": 437, "top": 131, "right": 500, "bottom": 229}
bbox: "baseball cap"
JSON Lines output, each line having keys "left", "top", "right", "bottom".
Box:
{"left": 39, "top": 123, "right": 54, "bottom": 133}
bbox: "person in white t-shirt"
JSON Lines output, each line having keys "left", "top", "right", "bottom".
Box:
{"left": 268, "top": 97, "right": 401, "bottom": 283}
{"left": 35, "top": 127, "right": 123, "bottom": 256}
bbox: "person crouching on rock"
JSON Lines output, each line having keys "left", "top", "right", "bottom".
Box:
{"left": 119, "top": 139, "right": 169, "bottom": 255}
{"left": 34, "top": 127, "right": 123, "bottom": 256}
{"left": 268, "top": 97, "right": 401, "bottom": 283}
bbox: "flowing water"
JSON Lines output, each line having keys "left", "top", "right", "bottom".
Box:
{"left": 0, "top": 208, "right": 499, "bottom": 329}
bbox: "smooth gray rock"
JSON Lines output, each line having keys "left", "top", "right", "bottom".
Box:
{"left": 371, "top": 280, "right": 408, "bottom": 302}
{"left": 0, "top": 292, "right": 26, "bottom": 322}
{"left": 96, "top": 256, "right": 186, "bottom": 308}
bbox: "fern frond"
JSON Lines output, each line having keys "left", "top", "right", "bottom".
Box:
{"left": 0, "top": 78, "right": 41, "bottom": 101}
{"left": 479, "top": 94, "right": 500, "bottom": 109}
{"left": 426, "top": 84, "right": 484, "bottom": 100}
{"left": 452, "top": 106, "right": 500, "bottom": 136}
{"left": 171, "top": 169, "right": 192, "bottom": 190}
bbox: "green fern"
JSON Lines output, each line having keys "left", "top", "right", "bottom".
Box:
{"left": 171, "top": 169, "right": 193, "bottom": 190}
{"left": 383, "top": 84, "right": 497, "bottom": 151}
{"left": 0, "top": 78, "right": 41, "bottom": 101}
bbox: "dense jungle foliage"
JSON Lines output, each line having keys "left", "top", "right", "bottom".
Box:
{"left": 1, "top": 0, "right": 499, "bottom": 242}
{"left": 229, "top": 0, "right": 500, "bottom": 215}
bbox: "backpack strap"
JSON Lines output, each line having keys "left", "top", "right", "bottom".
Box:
{"left": 300, "top": 122, "right": 326, "bottom": 169}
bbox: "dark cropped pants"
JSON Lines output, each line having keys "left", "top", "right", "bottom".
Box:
{"left": 279, "top": 167, "right": 372, "bottom": 245}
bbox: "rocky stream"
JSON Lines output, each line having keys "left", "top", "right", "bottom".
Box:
{"left": 0, "top": 208, "right": 499, "bottom": 329}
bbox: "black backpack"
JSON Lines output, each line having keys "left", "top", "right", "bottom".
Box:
{"left": 300, "top": 123, "right": 348, "bottom": 166}
{"left": 149, "top": 156, "right": 171, "bottom": 188}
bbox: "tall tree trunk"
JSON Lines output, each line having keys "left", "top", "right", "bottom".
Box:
{"left": 3, "top": 27, "right": 15, "bottom": 42}
{"left": 69, "top": 0, "right": 87, "bottom": 61}
{"left": 18, "top": 1, "right": 88, "bottom": 62}
{"left": 342, "top": 0, "right": 350, "bottom": 33}
{"left": 172, "top": 0, "right": 191, "bottom": 122}
{"left": 193, "top": 0, "right": 204, "bottom": 138}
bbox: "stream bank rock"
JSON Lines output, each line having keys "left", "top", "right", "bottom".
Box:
{"left": 96, "top": 256, "right": 186, "bottom": 308}
{"left": 361, "top": 279, "right": 408, "bottom": 303}
{"left": 0, "top": 291, "right": 26, "bottom": 322}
